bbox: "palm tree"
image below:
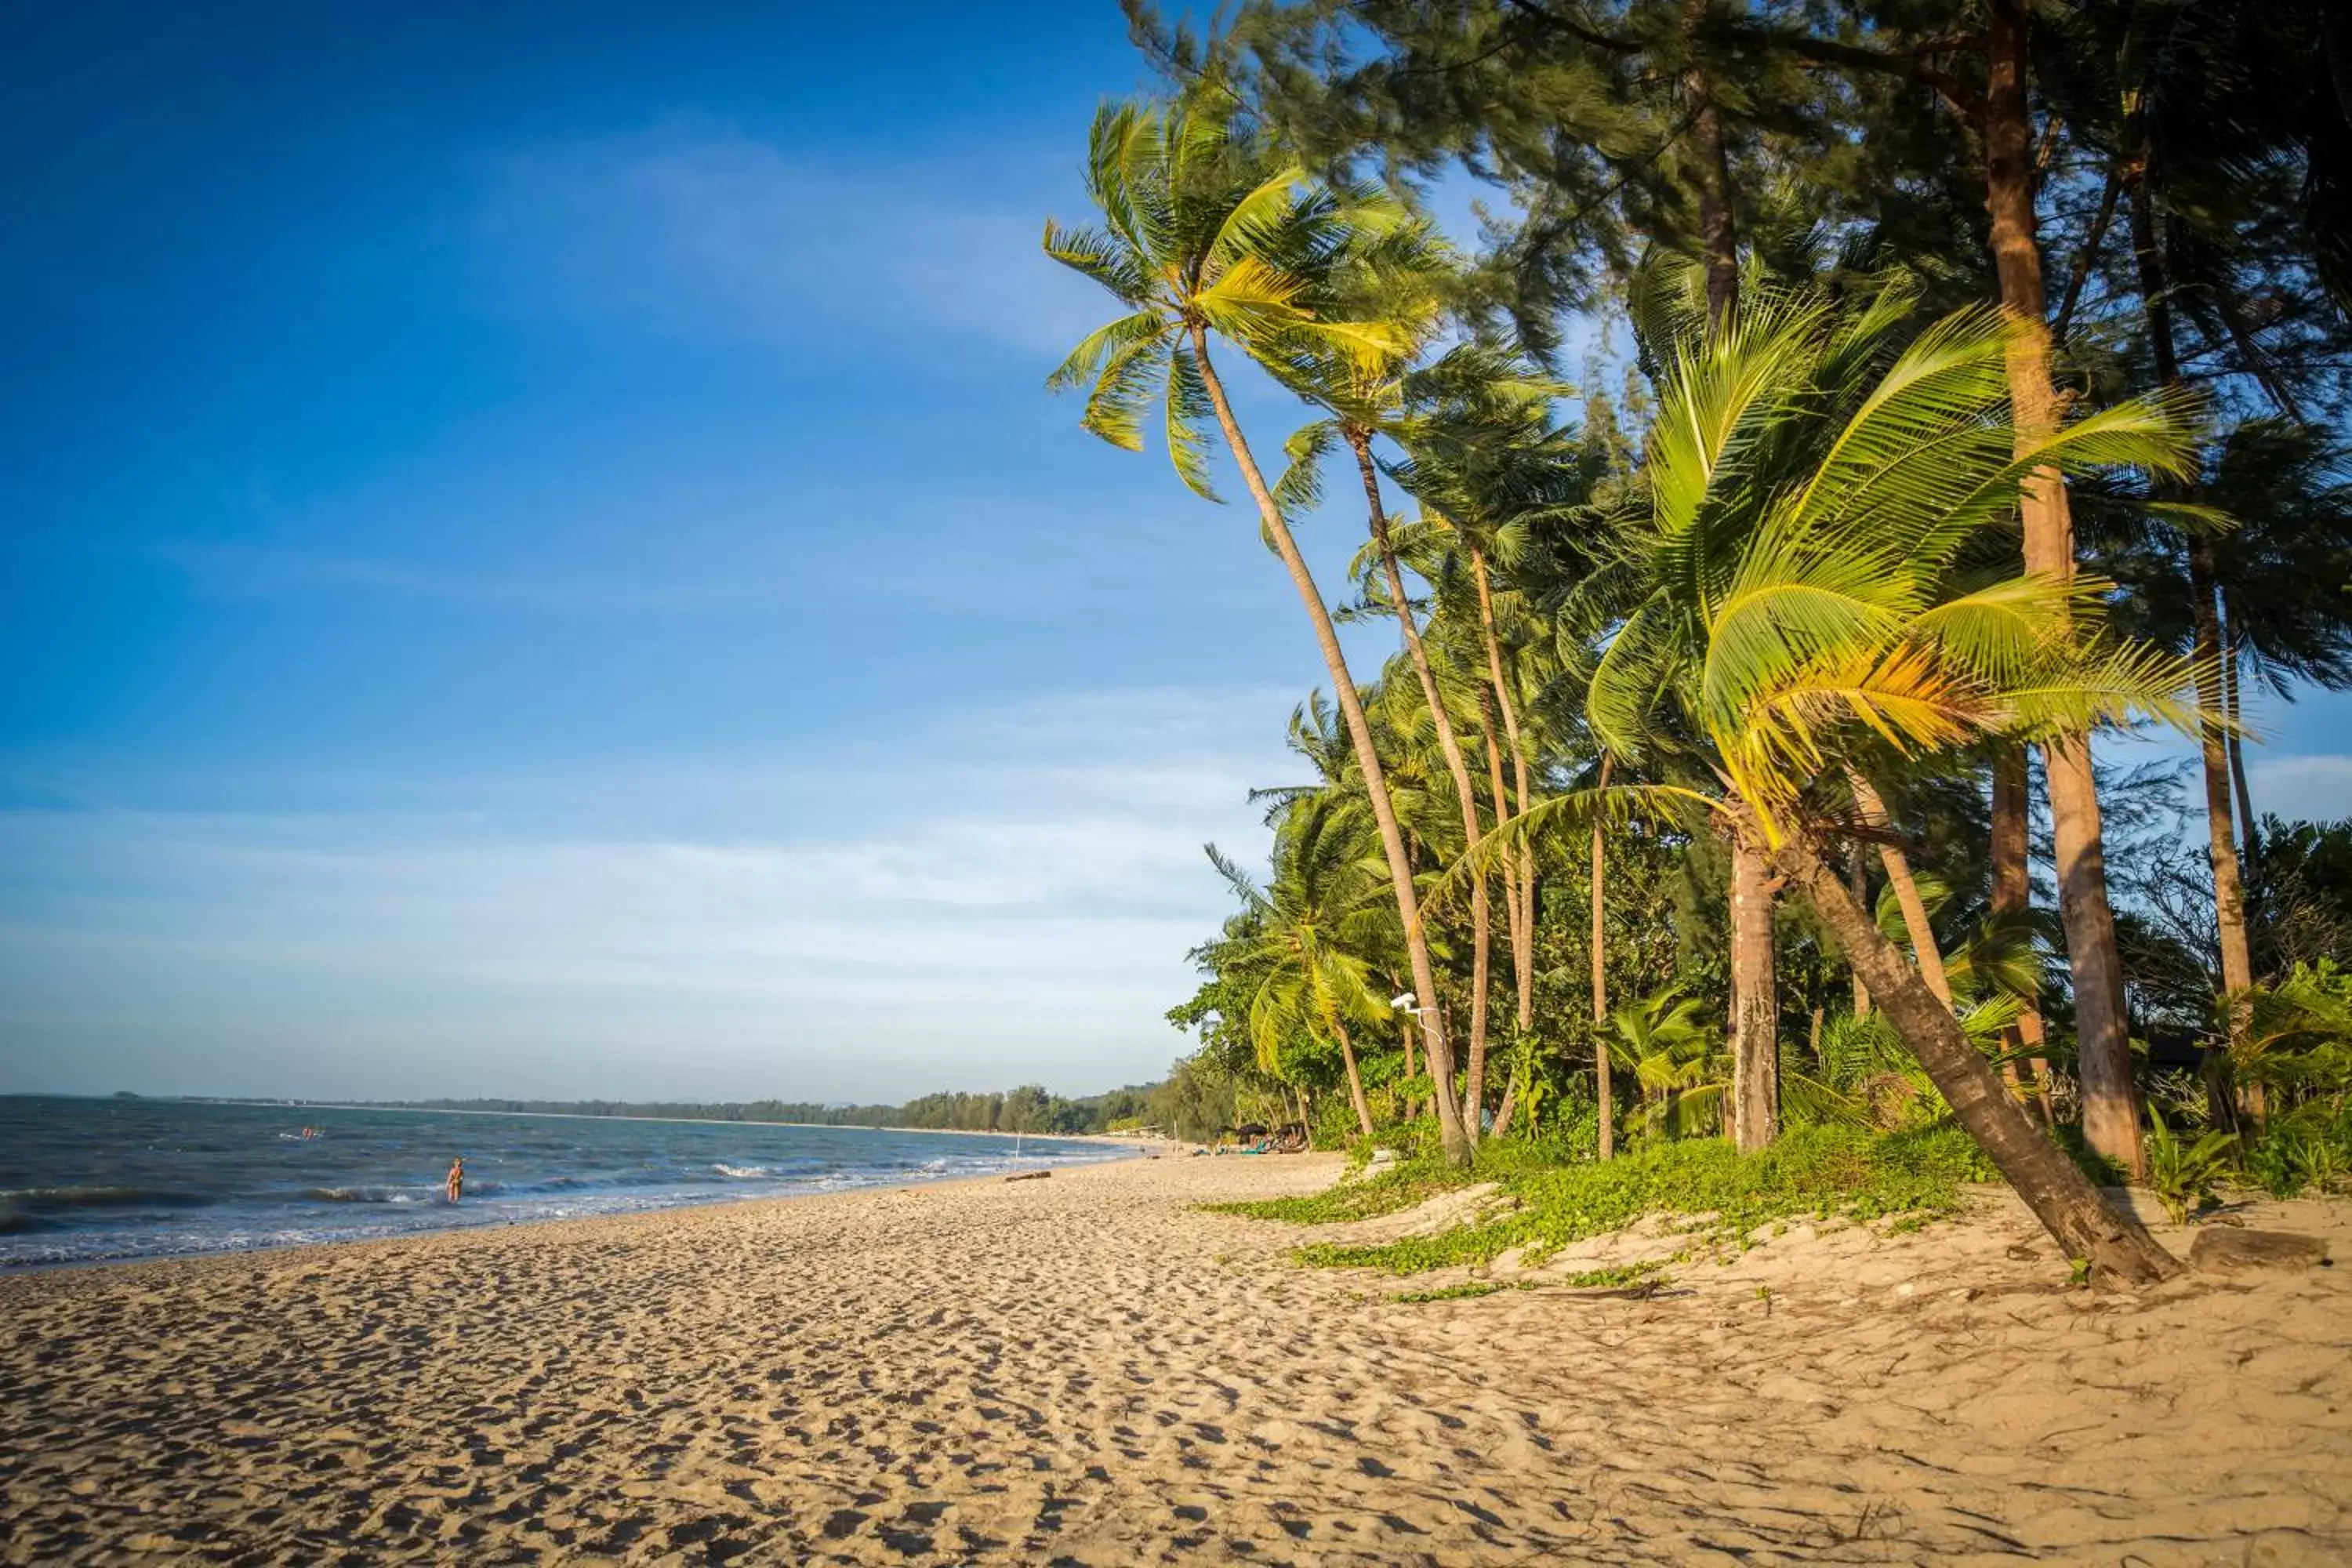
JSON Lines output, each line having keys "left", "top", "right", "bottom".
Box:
{"left": 1205, "top": 795, "right": 1396, "bottom": 1137}
{"left": 1386, "top": 354, "right": 1599, "bottom": 1118}
{"left": 1043, "top": 95, "right": 1475, "bottom": 1160}
{"left": 1483, "top": 285, "right": 2201, "bottom": 1282}
{"left": 1270, "top": 247, "right": 1515, "bottom": 1143}
{"left": 1606, "top": 985, "right": 1728, "bottom": 1140}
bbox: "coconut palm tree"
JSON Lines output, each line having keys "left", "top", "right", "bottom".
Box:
{"left": 1471, "top": 284, "right": 2204, "bottom": 1282}
{"left": 1043, "top": 93, "right": 1475, "bottom": 1159}
{"left": 1269, "top": 248, "right": 1515, "bottom": 1142}
{"left": 1606, "top": 985, "right": 1728, "bottom": 1140}
{"left": 1205, "top": 793, "right": 1396, "bottom": 1137}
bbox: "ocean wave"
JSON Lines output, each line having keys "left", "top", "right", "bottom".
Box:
{"left": 0, "top": 1185, "right": 210, "bottom": 1212}
{"left": 305, "top": 1186, "right": 430, "bottom": 1205}
{"left": 712, "top": 1163, "right": 769, "bottom": 1179}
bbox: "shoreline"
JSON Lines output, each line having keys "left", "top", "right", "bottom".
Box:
{"left": 3, "top": 1136, "right": 1156, "bottom": 1278}
{"left": 5, "top": 1155, "right": 2348, "bottom": 1563}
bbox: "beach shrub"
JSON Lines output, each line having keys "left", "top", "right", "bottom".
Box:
{"left": 2241, "top": 1102, "right": 2352, "bottom": 1199}
{"left": 2144, "top": 1110, "right": 2236, "bottom": 1224}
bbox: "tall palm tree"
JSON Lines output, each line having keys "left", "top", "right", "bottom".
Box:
{"left": 1483, "top": 286, "right": 2201, "bottom": 1281}
{"left": 1270, "top": 250, "right": 1515, "bottom": 1143}
{"left": 1043, "top": 95, "right": 1475, "bottom": 1160}
{"left": 1387, "top": 354, "right": 1599, "bottom": 1116}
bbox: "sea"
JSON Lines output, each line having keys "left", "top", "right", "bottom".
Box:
{"left": 0, "top": 1095, "right": 1130, "bottom": 1269}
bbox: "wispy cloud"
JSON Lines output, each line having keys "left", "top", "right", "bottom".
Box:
{"left": 0, "top": 687, "right": 1294, "bottom": 1102}
{"left": 2245, "top": 753, "right": 2352, "bottom": 826}
{"left": 475, "top": 121, "right": 1105, "bottom": 357}
{"left": 150, "top": 541, "right": 782, "bottom": 612}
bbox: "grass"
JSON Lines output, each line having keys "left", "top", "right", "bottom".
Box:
{"left": 1385, "top": 1261, "right": 1668, "bottom": 1303}
{"left": 1200, "top": 1138, "right": 1569, "bottom": 1225}
{"left": 1232, "top": 1127, "right": 1994, "bottom": 1277}
{"left": 1388, "top": 1280, "right": 1523, "bottom": 1302}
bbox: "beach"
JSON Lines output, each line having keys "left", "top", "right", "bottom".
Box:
{"left": 4, "top": 1153, "right": 2350, "bottom": 1565}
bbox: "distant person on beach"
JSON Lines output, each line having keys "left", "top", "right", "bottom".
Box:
{"left": 445, "top": 1157, "right": 464, "bottom": 1204}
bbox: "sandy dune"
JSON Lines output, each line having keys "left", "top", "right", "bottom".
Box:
{"left": 3, "top": 1152, "right": 2348, "bottom": 1564}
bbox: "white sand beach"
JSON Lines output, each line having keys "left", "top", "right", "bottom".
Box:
{"left": 3, "top": 1153, "right": 2349, "bottom": 1564}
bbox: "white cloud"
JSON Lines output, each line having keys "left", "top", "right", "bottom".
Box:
{"left": 0, "top": 688, "right": 1293, "bottom": 1102}
{"left": 475, "top": 121, "right": 1107, "bottom": 356}
{"left": 2244, "top": 753, "right": 2352, "bottom": 826}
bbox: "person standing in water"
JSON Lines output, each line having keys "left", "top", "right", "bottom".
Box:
{"left": 445, "top": 1156, "right": 464, "bottom": 1204}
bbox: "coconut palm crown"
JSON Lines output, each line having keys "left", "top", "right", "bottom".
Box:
{"left": 1578, "top": 276, "right": 2212, "bottom": 843}
{"left": 1042, "top": 96, "right": 1413, "bottom": 499}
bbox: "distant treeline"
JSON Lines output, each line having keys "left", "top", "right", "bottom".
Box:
{"left": 362, "top": 1083, "right": 1163, "bottom": 1136}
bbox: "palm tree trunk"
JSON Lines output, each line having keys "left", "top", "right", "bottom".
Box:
{"left": 2222, "top": 599, "right": 2258, "bottom": 870}
{"left": 1390, "top": 970, "right": 1421, "bottom": 1120}
{"left": 1472, "top": 684, "right": 1517, "bottom": 1139}
{"left": 1990, "top": 745, "right": 2053, "bottom": 1117}
{"left": 1847, "top": 842, "right": 1872, "bottom": 1016}
{"left": 1468, "top": 543, "right": 1538, "bottom": 1051}
{"left": 1356, "top": 434, "right": 1497, "bottom": 1140}
{"left": 1592, "top": 756, "right": 1616, "bottom": 1160}
{"left": 1984, "top": 0, "right": 2144, "bottom": 1178}
{"left": 1730, "top": 826, "right": 1780, "bottom": 1152}
{"left": 1332, "top": 1019, "right": 1377, "bottom": 1139}
{"left": 1684, "top": 13, "right": 1782, "bottom": 1127}
{"left": 1768, "top": 819, "right": 2180, "bottom": 1287}
{"left": 1188, "top": 325, "right": 1473, "bottom": 1163}
{"left": 2125, "top": 171, "right": 2256, "bottom": 1048}
{"left": 1849, "top": 771, "right": 1953, "bottom": 1007}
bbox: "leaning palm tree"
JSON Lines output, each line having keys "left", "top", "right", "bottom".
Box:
{"left": 1043, "top": 94, "right": 1475, "bottom": 1160}
{"left": 1269, "top": 251, "right": 1515, "bottom": 1145}
{"left": 1473, "top": 284, "right": 2206, "bottom": 1283}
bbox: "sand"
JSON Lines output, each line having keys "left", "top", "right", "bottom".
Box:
{"left": 3, "top": 1152, "right": 2349, "bottom": 1565}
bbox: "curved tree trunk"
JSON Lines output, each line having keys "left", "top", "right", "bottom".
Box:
{"left": 1985, "top": 0, "right": 2144, "bottom": 1178}
{"left": 1768, "top": 822, "right": 2181, "bottom": 1287}
{"left": 1849, "top": 771, "right": 1953, "bottom": 1007}
{"left": 1356, "top": 434, "right": 1495, "bottom": 1143}
{"left": 1188, "top": 327, "right": 1472, "bottom": 1163}
{"left": 1332, "top": 1019, "right": 1377, "bottom": 1139}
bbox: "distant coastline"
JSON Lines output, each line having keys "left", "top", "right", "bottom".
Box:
{"left": 52, "top": 1083, "right": 1168, "bottom": 1139}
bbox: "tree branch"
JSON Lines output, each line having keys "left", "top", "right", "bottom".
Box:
{"left": 1730, "top": 26, "right": 1985, "bottom": 121}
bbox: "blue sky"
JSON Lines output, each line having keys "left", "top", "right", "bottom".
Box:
{"left": 2, "top": 3, "right": 2346, "bottom": 1102}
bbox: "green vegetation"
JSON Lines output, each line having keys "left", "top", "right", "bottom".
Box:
{"left": 1387, "top": 1262, "right": 1665, "bottom": 1301}
{"left": 1043, "top": 3, "right": 2352, "bottom": 1279}
{"left": 1221, "top": 1127, "right": 1993, "bottom": 1276}
{"left": 2145, "top": 1112, "right": 2237, "bottom": 1225}
{"left": 1388, "top": 1281, "right": 1520, "bottom": 1303}
{"left": 360, "top": 1085, "right": 1160, "bottom": 1136}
